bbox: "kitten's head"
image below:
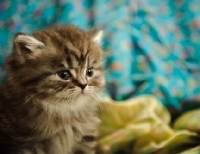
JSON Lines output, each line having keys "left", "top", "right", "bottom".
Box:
{"left": 7, "top": 25, "right": 104, "bottom": 105}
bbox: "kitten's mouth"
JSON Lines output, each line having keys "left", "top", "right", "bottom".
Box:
{"left": 77, "top": 91, "right": 84, "bottom": 97}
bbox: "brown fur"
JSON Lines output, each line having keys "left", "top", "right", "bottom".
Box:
{"left": 0, "top": 25, "right": 104, "bottom": 154}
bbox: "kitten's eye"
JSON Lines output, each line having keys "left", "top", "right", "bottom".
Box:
{"left": 58, "top": 71, "right": 71, "bottom": 80}
{"left": 86, "top": 68, "right": 94, "bottom": 77}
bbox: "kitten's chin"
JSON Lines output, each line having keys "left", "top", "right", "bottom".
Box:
{"left": 41, "top": 93, "right": 97, "bottom": 117}
{"left": 76, "top": 91, "right": 88, "bottom": 98}
{"left": 72, "top": 94, "right": 97, "bottom": 110}
{"left": 75, "top": 92, "right": 92, "bottom": 101}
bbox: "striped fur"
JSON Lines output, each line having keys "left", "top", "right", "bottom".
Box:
{"left": 0, "top": 25, "right": 104, "bottom": 154}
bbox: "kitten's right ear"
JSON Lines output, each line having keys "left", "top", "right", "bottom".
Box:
{"left": 13, "top": 32, "right": 44, "bottom": 55}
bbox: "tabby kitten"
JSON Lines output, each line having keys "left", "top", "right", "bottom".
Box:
{"left": 0, "top": 25, "right": 105, "bottom": 154}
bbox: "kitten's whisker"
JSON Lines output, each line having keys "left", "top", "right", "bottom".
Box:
{"left": 88, "top": 86, "right": 96, "bottom": 90}
{"left": 65, "top": 89, "right": 78, "bottom": 94}
{"left": 87, "top": 92, "right": 100, "bottom": 103}
{"left": 65, "top": 91, "right": 80, "bottom": 98}
{"left": 96, "top": 102, "right": 104, "bottom": 114}
{"left": 97, "top": 101, "right": 103, "bottom": 114}
{"left": 65, "top": 92, "right": 76, "bottom": 95}
{"left": 66, "top": 90, "right": 76, "bottom": 94}
{"left": 90, "top": 93, "right": 103, "bottom": 114}
{"left": 87, "top": 87, "right": 100, "bottom": 93}
{"left": 86, "top": 90, "right": 103, "bottom": 102}
{"left": 52, "top": 96, "right": 63, "bottom": 105}
{"left": 91, "top": 91, "right": 105, "bottom": 112}
{"left": 88, "top": 92, "right": 104, "bottom": 114}
{"left": 89, "top": 93, "right": 98, "bottom": 102}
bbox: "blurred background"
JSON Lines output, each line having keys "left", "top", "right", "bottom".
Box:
{"left": 1, "top": 0, "right": 200, "bottom": 120}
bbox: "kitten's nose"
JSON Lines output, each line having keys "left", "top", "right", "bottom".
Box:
{"left": 78, "top": 84, "right": 87, "bottom": 90}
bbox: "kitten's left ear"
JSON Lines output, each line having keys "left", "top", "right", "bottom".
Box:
{"left": 88, "top": 29, "right": 103, "bottom": 45}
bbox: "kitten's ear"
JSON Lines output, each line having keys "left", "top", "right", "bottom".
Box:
{"left": 88, "top": 29, "right": 103, "bottom": 45}
{"left": 13, "top": 32, "right": 44, "bottom": 55}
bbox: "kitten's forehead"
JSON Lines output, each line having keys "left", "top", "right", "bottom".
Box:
{"left": 34, "top": 25, "right": 90, "bottom": 52}
{"left": 62, "top": 53, "right": 88, "bottom": 69}
{"left": 33, "top": 25, "right": 101, "bottom": 70}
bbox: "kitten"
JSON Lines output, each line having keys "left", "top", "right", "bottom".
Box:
{"left": 0, "top": 25, "right": 105, "bottom": 154}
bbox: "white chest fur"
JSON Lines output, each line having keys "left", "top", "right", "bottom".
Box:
{"left": 36, "top": 95, "right": 100, "bottom": 154}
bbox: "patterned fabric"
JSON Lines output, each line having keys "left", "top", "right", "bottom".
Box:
{"left": 1, "top": 0, "right": 200, "bottom": 116}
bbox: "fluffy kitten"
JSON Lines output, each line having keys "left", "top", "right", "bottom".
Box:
{"left": 0, "top": 25, "right": 105, "bottom": 154}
